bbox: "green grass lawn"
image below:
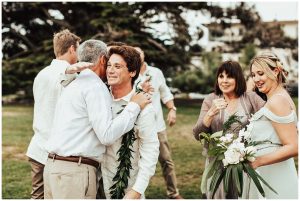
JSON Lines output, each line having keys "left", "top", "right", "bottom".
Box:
{"left": 2, "top": 106, "right": 33, "bottom": 199}
{"left": 2, "top": 98, "right": 298, "bottom": 199}
{"left": 2, "top": 104, "right": 205, "bottom": 199}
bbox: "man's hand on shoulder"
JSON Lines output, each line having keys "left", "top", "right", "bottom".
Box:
{"left": 65, "top": 62, "right": 94, "bottom": 74}
{"left": 130, "top": 92, "right": 152, "bottom": 110}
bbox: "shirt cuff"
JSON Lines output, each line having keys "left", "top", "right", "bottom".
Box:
{"left": 162, "top": 96, "right": 174, "bottom": 104}
{"left": 132, "top": 176, "right": 149, "bottom": 195}
{"left": 125, "top": 102, "right": 141, "bottom": 116}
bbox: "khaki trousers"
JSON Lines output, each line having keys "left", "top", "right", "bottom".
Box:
{"left": 29, "top": 157, "right": 45, "bottom": 199}
{"left": 158, "top": 130, "right": 179, "bottom": 198}
{"left": 44, "top": 158, "right": 97, "bottom": 199}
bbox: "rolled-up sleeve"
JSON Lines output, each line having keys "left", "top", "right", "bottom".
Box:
{"left": 132, "top": 105, "right": 159, "bottom": 194}
{"left": 59, "top": 73, "right": 77, "bottom": 87}
{"left": 157, "top": 70, "right": 174, "bottom": 104}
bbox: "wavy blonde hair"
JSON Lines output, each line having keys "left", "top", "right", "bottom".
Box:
{"left": 249, "top": 52, "right": 288, "bottom": 85}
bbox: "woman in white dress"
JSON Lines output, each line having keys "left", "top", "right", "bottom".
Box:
{"left": 242, "top": 52, "right": 298, "bottom": 199}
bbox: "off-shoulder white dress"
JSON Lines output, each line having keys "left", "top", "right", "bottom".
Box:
{"left": 242, "top": 100, "right": 298, "bottom": 199}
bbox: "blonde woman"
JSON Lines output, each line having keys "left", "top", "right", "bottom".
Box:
{"left": 242, "top": 52, "right": 298, "bottom": 199}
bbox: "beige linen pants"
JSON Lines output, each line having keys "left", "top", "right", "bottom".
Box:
{"left": 158, "top": 130, "right": 180, "bottom": 198}
{"left": 29, "top": 158, "right": 45, "bottom": 199}
{"left": 44, "top": 158, "right": 97, "bottom": 199}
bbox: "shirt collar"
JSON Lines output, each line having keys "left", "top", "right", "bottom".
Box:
{"left": 51, "top": 59, "right": 70, "bottom": 67}
{"left": 110, "top": 88, "right": 135, "bottom": 102}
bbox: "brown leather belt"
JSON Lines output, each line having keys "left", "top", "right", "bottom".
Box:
{"left": 48, "top": 153, "right": 100, "bottom": 169}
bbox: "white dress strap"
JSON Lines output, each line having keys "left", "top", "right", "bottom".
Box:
{"left": 262, "top": 107, "right": 296, "bottom": 124}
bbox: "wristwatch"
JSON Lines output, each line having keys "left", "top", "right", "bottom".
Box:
{"left": 169, "top": 106, "right": 177, "bottom": 111}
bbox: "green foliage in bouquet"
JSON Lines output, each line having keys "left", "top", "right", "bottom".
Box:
{"left": 199, "top": 114, "right": 278, "bottom": 198}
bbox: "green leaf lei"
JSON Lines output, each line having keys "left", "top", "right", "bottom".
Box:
{"left": 109, "top": 85, "right": 144, "bottom": 199}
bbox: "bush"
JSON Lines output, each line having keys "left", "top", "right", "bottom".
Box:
{"left": 172, "top": 51, "right": 221, "bottom": 94}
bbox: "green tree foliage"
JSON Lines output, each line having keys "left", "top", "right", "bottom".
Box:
{"left": 172, "top": 51, "right": 222, "bottom": 93}
{"left": 3, "top": 2, "right": 230, "bottom": 98}
{"left": 240, "top": 43, "right": 257, "bottom": 70}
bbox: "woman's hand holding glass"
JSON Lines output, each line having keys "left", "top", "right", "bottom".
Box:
{"left": 203, "top": 98, "right": 228, "bottom": 127}
{"left": 208, "top": 98, "right": 227, "bottom": 116}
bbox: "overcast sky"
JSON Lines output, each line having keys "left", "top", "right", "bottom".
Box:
{"left": 150, "top": 1, "right": 299, "bottom": 45}
{"left": 220, "top": 1, "right": 298, "bottom": 21}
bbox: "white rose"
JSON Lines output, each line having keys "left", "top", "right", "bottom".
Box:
{"left": 229, "top": 141, "right": 245, "bottom": 152}
{"left": 224, "top": 149, "right": 241, "bottom": 165}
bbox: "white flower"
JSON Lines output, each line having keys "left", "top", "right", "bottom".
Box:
{"left": 247, "top": 156, "right": 256, "bottom": 162}
{"left": 224, "top": 148, "right": 242, "bottom": 165}
{"left": 220, "top": 133, "right": 234, "bottom": 144}
{"left": 245, "top": 146, "right": 257, "bottom": 155}
{"left": 229, "top": 141, "right": 245, "bottom": 152}
{"left": 239, "top": 128, "right": 251, "bottom": 141}
{"left": 222, "top": 158, "right": 229, "bottom": 166}
{"left": 225, "top": 133, "right": 234, "bottom": 139}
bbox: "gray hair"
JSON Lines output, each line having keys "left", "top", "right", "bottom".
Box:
{"left": 77, "top": 39, "right": 107, "bottom": 64}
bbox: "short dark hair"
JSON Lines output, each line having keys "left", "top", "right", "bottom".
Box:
{"left": 214, "top": 61, "right": 246, "bottom": 97}
{"left": 108, "top": 46, "right": 141, "bottom": 86}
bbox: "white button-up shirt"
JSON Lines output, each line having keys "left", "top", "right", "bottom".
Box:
{"left": 102, "top": 90, "right": 159, "bottom": 197}
{"left": 134, "top": 65, "right": 174, "bottom": 132}
{"left": 45, "top": 69, "right": 141, "bottom": 162}
{"left": 26, "top": 59, "right": 70, "bottom": 164}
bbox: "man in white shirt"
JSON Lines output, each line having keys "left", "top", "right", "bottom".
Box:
{"left": 134, "top": 47, "right": 183, "bottom": 199}
{"left": 43, "top": 40, "right": 151, "bottom": 199}
{"left": 101, "top": 45, "right": 159, "bottom": 199}
{"left": 26, "top": 29, "right": 82, "bottom": 199}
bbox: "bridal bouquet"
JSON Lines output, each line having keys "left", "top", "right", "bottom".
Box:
{"left": 199, "top": 115, "right": 277, "bottom": 198}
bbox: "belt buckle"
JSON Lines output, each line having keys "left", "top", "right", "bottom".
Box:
{"left": 78, "top": 157, "right": 82, "bottom": 166}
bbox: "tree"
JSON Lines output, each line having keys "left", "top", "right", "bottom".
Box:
{"left": 240, "top": 43, "right": 257, "bottom": 70}
{"left": 4, "top": 2, "right": 260, "bottom": 97}
{"left": 172, "top": 51, "right": 222, "bottom": 94}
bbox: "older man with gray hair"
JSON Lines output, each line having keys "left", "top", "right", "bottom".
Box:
{"left": 43, "top": 40, "right": 151, "bottom": 199}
